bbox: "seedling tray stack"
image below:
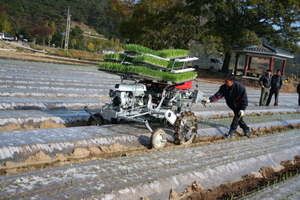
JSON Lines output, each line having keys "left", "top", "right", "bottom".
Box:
{"left": 101, "top": 44, "right": 198, "bottom": 84}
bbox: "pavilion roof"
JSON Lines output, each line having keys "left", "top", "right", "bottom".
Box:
{"left": 233, "top": 44, "right": 294, "bottom": 59}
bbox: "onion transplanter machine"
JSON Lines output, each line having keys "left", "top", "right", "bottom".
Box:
{"left": 84, "top": 44, "right": 205, "bottom": 149}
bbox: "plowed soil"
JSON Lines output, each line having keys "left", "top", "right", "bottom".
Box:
{"left": 1, "top": 40, "right": 300, "bottom": 199}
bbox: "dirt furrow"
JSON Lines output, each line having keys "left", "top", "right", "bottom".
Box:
{"left": 1, "top": 58, "right": 300, "bottom": 199}
{"left": 1, "top": 129, "right": 300, "bottom": 199}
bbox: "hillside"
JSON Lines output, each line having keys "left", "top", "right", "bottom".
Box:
{"left": 1, "top": 0, "right": 119, "bottom": 42}
{"left": 0, "top": 40, "right": 103, "bottom": 65}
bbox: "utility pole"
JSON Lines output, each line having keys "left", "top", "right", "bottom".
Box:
{"left": 64, "top": 6, "right": 71, "bottom": 51}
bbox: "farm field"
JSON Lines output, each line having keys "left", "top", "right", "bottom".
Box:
{"left": 0, "top": 58, "right": 300, "bottom": 199}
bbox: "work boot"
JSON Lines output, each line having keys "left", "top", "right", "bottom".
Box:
{"left": 224, "top": 129, "right": 236, "bottom": 139}
{"left": 243, "top": 127, "right": 250, "bottom": 137}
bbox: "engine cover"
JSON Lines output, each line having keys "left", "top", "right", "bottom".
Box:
{"left": 114, "top": 84, "right": 146, "bottom": 93}
{"left": 111, "top": 83, "right": 146, "bottom": 108}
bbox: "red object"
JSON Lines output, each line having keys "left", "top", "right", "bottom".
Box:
{"left": 139, "top": 80, "right": 192, "bottom": 90}
{"left": 173, "top": 81, "right": 192, "bottom": 89}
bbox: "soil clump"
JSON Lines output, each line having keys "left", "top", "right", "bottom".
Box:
{"left": 167, "top": 156, "right": 300, "bottom": 200}
{"left": 1, "top": 122, "right": 299, "bottom": 176}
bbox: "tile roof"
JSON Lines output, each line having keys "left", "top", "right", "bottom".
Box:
{"left": 233, "top": 44, "right": 294, "bottom": 58}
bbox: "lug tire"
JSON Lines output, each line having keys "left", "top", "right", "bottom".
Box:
{"left": 174, "top": 111, "right": 198, "bottom": 144}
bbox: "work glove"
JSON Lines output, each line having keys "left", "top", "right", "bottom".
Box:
{"left": 204, "top": 99, "right": 210, "bottom": 104}
{"left": 201, "top": 99, "right": 210, "bottom": 106}
{"left": 201, "top": 99, "right": 210, "bottom": 107}
{"left": 238, "top": 110, "right": 245, "bottom": 117}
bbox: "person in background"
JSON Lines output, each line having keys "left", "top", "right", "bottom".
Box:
{"left": 266, "top": 70, "right": 283, "bottom": 106}
{"left": 258, "top": 69, "right": 272, "bottom": 106}
{"left": 297, "top": 82, "right": 300, "bottom": 106}
{"left": 203, "top": 74, "right": 250, "bottom": 139}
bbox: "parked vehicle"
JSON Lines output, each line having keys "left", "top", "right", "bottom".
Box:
{"left": 192, "top": 57, "right": 223, "bottom": 71}
{"left": 3, "top": 33, "right": 14, "bottom": 41}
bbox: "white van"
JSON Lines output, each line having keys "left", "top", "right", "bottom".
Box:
{"left": 192, "top": 57, "right": 223, "bottom": 71}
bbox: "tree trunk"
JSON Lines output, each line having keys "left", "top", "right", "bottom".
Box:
{"left": 222, "top": 52, "right": 232, "bottom": 73}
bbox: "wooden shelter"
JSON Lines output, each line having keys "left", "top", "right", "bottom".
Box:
{"left": 232, "top": 44, "right": 294, "bottom": 77}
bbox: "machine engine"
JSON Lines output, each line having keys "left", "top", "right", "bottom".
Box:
{"left": 109, "top": 83, "right": 146, "bottom": 109}
{"left": 145, "top": 83, "right": 195, "bottom": 108}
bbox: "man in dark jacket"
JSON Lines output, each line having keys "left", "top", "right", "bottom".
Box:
{"left": 266, "top": 70, "right": 283, "bottom": 106}
{"left": 297, "top": 83, "right": 300, "bottom": 106}
{"left": 204, "top": 74, "right": 250, "bottom": 139}
{"left": 258, "top": 69, "right": 272, "bottom": 106}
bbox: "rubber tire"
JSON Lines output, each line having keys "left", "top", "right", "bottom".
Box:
{"left": 151, "top": 128, "right": 167, "bottom": 149}
{"left": 87, "top": 114, "right": 104, "bottom": 126}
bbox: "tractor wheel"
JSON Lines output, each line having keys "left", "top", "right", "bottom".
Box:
{"left": 174, "top": 111, "right": 198, "bottom": 145}
{"left": 87, "top": 114, "right": 104, "bottom": 126}
{"left": 151, "top": 128, "right": 167, "bottom": 149}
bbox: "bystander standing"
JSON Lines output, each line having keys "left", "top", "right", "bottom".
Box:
{"left": 266, "top": 70, "right": 283, "bottom": 106}
{"left": 258, "top": 69, "right": 272, "bottom": 106}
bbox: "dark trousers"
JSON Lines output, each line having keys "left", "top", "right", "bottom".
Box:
{"left": 266, "top": 88, "right": 279, "bottom": 106}
{"left": 298, "top": 94, "right": 300, "bottom": 106}
{"left": 230, "top": 111, "right": 248, "bottom": 130}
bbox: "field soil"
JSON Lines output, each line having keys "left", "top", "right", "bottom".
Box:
{"left": 0, "top": 40, "right": 297, "bottom": 93}
{"left": 0, "top": 40, "right": 300, "bottom": 199}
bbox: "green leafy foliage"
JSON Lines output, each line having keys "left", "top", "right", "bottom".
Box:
{"left": 156, "top": 49, "right": 189, "bottom": 58}
{"left": 162, "top": 71, "right": 197, "bottom": 83}
{"left": 167, "top": 61, "right": 185, "bottom": 69}
{"left": 104, "top": 53, "right": 126, "bottom": 61}
{"left": 99, "top": 61, "right": 196, "bottom": 83}
{"left": 104, "top": 53, "right": 133, "bottom": 63}
{"left": 99, "top": 44, "right": 197, "bottom": 83}
{"left": 133, "top": 55, "right": 169, "bottom": 68}
{"left": 124, "top": 44, "right": 156, "bottom": 54}
{"left": 131, "top": 51, "right": 191, "bottom": 70}
{"left": 0, "top": 12, "right": 11, "bottom": 33}
{"left": 186, "top": 0, "right": 300, "bottom": 72}
{"left": 1, "top": 0, "right": 120, "bottom": 48}
{"left": 125, "top": 44, "right": 190, "bottom": 59}
{"left": 119, "top": 0, "right": 197, "bottom": 50}
{"left": 99, "top": 62, "right": 163, "bottom": 79}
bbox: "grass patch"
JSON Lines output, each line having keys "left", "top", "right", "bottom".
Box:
{"left": 103, "top": 44, "right": 194, "bottom": 82}
{"left": 156, "top": 49, "right": 189, "bottom": 58}
{"left": 104, "top": 53, "right": 133, "bottom": 63}
{"left": 124, "top": 44, "right": 156, "bottom": 55}
{"left": 163, "top": 71, "right": 197, "bottom": 83}
{"left": 98, "top": 62, "right": 196, "bottom": 83}
{"left": 124, "top": 44, "right": 189, "bottom": 58}
{"left": 133, "top": 55, "right": 170, "bottom": 68}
